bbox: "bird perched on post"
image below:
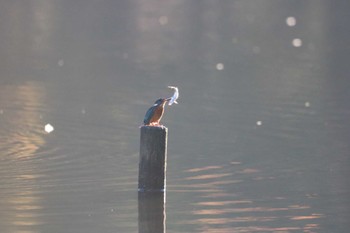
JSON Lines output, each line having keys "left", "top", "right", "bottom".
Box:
{"left": 143, "top": 98, "right": 169, "bottom": 126}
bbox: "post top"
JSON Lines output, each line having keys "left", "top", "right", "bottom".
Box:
{"left": 140, "top": 125, "right": 168, "bottom": 131}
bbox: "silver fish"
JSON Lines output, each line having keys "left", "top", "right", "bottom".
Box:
{"left": 167, "top": 86, "right": 179, "bottom": 105}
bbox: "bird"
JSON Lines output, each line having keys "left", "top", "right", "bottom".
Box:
{"left": 143, "top": 98, "right": 169, "bottom": 126}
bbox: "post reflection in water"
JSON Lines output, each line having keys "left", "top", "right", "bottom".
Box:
{"left": 138, "top": 192, "right": 166, "bottom": 233}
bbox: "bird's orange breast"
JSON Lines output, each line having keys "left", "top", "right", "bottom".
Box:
{"left": 149, "top": 106, "right": 164, "bottom": 123}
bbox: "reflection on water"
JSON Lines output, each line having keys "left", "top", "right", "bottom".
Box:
{"left": 1, "top": 0, "right": 350, "bottom": 233}
{"left": 0, "top": 82, "right": 46, "bottom": 232}
{"left": 0, "top": 83, "right": 46, "bottom": 154}
{"left": 0, "top": 81, "right": 139, "bottom": 232}
{"left": 167, "top": 162, "right": 324, "bottom": 232}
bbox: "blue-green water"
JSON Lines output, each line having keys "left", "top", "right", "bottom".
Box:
{"left": 0, "top": 1, "right": 349, "bottom": 232}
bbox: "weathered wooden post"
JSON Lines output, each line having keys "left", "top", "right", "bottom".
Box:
{"left": 138, "top": 126, "right": 168, "bottom": 192}
{"left": 138, "top": 192, "right": 166, "bottom": 233}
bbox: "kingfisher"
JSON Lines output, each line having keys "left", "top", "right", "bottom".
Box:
{"left": 143, "top": 98, "right": 169, "bottom": 126}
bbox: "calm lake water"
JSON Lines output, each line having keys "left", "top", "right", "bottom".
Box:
{"left": 0, "top": 1, "right": 349, "bottom": 232}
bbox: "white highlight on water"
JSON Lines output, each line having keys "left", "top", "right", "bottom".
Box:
{"left": 292, "top": 38, "right": 302, "bottom": 47}
{"left": 58, "top": 59, "right": 64, "bottom": 67}
{"left": 216, "top": 63, "right": 224, "bottom": 70}
{"left": 286, "top": 17, "right": 296, "bottom": 26}
{"left": 45, "top": 124, "right": 54, "bottom": 133}
{"left": 159, "top": 16, "right": 168, "bottom": 25}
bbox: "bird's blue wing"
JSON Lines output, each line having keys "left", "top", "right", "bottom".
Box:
{"left": 143, "top": 106, "right": 156, "bottom": 124}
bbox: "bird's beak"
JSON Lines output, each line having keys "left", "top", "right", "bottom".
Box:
{"left": 165, "top": 98, "right": 171, "bottom": 102}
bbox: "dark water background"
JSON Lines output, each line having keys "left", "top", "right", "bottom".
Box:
{"left": 0, "top": 1, "right": 349, "bottom": 232}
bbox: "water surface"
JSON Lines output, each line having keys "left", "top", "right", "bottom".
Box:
{"left": 0, "top": 1, "right": 349, "bottom": 232}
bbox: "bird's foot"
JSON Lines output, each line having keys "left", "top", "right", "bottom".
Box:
{"left": 142, "top": 122, "right": 165, "bottom": 128}
{"left": 154, "top": 123, "right": 166, "bottom": 128}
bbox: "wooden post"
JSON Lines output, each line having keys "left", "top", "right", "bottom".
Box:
{"left": 138, "top": 192, "right": 166, "bottom": 233}
{"left": 138, "top": 126, "right": 168, "bottom": 192}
